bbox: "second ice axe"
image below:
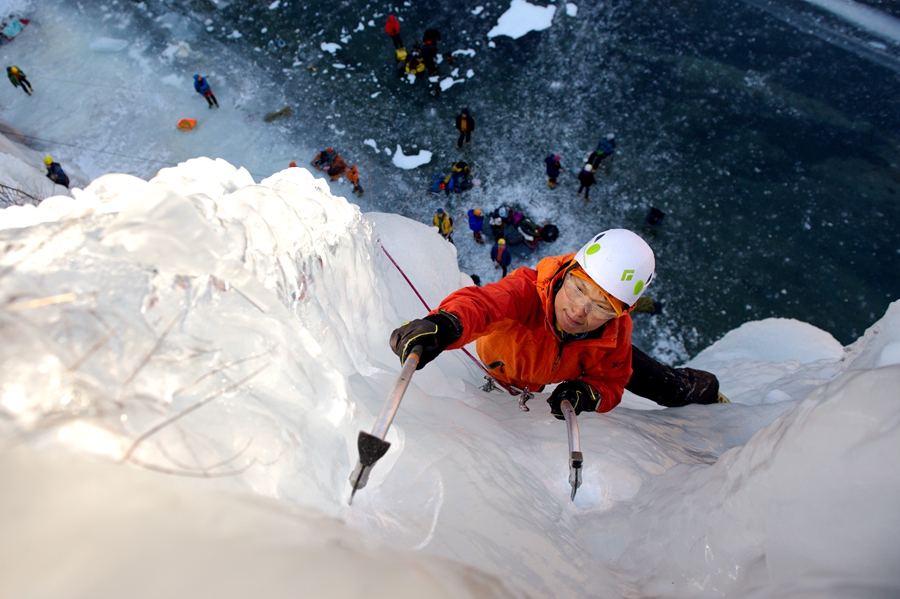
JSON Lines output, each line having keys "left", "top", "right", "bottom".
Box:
{"left": 560, "top": 399, "right": 583, "bottom": 501}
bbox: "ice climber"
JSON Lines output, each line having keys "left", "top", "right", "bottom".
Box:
{"left": 422, "top": 28, "right": 441, "bottom": 74}
{"left": 545, "top": 154, "right": 563, "bottom": 188}
{"left": 385, "top": 14, "right": 404, "bottom": 50}
{"left": 7, "top": 66, "right": 32, "bottom": 95}
{"left": 587, "top": 133, "right": 616, "bottom": 169}
{"left": 444, "top": 160, "right": 471, "bottom": 194}
{"left": 490, "top": 238, "right": 511, "bottom": 278}
{"left": 455, "top": 107, "right": 474, "bottom": 150}
{"left": 390, "top": 229, "right": 728, "bottom": 420}
{"left": 193, "top": 74, "right": 218, "bottom": 108}
{"left": 311, "top": 148, "right": 337, "bottom": 171}
{"left": 577, "top": 163, "right": 596, "bottom": 201}
{"left": 467, "top": 208, "right": 485, "bottom": 244}
{"left": 346, "top": 164, "right": 364, "bottom": 197}
{"left": 327, "top": 154, "right": 347, "bottom": 181}
{"left": 405, "top": 44, "right": 426, "bottom": 76}
{"left": 44, "top": 156, "right": 69, "bottom": 188}
{"left": 433, "top": 208, "right": 453, "bottom": 243}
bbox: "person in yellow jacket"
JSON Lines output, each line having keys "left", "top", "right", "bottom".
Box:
{"left": 455, "top": 107, "right": 474, "bottom": 150}
{"left": 433, "top": 208, "right": 453, "bottom": 243}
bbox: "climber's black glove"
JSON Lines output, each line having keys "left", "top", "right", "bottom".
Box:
{"left": 390, "top": 310, "right": 463, "bottom": 370}
{"left": 547, "top": 379, "right": 601, "bottom": 420}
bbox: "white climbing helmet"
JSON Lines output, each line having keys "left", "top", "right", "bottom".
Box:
{"left": 573, "top": 229, "right": 655, "bottom": 307}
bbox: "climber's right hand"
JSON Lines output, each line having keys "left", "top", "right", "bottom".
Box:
{"left": 390, "top": 311, "right": 463, "bottom": 370}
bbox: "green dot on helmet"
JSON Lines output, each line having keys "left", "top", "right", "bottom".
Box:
{"left": 633, "top": 280, "right": 644, "bottom": 295}
{"left": 586, "top": 244, "right": 601, "bottom": 255}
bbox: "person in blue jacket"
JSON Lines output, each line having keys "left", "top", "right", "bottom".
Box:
{"left": 544, "top": 154, "right": 563, "bottom": 188}
{"left": 193, "top": 74, "right": 219, "bottom": 108}
{"left": 587, "top": 133, "right": 615, "bottom": 169}
{"left": 467, "top": 208, "right": 485, "bottom": 244}
{"left": 44, "top": 156, "right": 70, "bottom": 188}
{"left": 490, "top": 238, "right": 511, "bottom": 278}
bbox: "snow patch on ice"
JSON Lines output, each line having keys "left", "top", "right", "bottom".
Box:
{"left": 565, "top": 3, "right": 578, "bottom": 17}
{"left": 488, "top": 0, "right": 556, "bottom": 39}
{"left": 440, "top": 77, "right": 465, "bottom": 91}
{"left": 320, "top": 42, "right": 341, "bottom": 54}
{"left": 391, "top": 145, "right": 432, "bottom": 169}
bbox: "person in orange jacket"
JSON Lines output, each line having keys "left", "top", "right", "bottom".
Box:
{"left": 390, "top": 229, "right": 727, "bottom": 417}
{"left": 327, "top": 154, "right": 347, "bottom": 180}
{"left": 346, "top": 164, "right": 364, "bottom": 196}
{"left": 384, "top": 14, "right": 403, "bottom": 49}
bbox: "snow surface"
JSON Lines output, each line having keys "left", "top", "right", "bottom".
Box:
{"left": 0, "top": 146, "right": 898, "bottom": 598}
{"left": 391, "top": 144, "right": 433, "bottom": 169}
{"left": 487, "top": 0, "right": 556, "bottom": 40}
{"left": 440, "top": 76, "right": 465, "bottom": 91}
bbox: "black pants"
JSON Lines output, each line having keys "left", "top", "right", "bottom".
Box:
{"left": 391, "top": 34, "right": 404, "bottom": 49}
{"left": 204, "top": 92, "right": 218, "bottom": 107}
{"left": 16, "top": 78, "right": 32, "bottom": 94}
{"left": 626, "top": 346, "right": 720, "bottom": 407}
{"left": 577, "top": 184, "right": 592, "bottom": 199}
{"left": 457, "top": 130, "right": 471, "bottom": 148}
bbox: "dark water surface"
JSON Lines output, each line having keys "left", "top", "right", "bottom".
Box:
{"left": 91, "top": 0, "right": 900, "bottom": 357}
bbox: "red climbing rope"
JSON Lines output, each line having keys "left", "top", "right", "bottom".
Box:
{"left": 378, "top": 240, "right": 521, "bottom": 396}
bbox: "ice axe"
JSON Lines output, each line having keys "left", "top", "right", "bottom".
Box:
{"left": 560, "top": 399, "right": 583, "bottom": 501}
{"left": 348, "top": 345, "right": 423, "bottom": 505}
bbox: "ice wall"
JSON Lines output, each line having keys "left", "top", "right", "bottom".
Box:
{"left": 0, "top": 157, "right": 405, "bottom": 514}
{"left": 0, "top": 157, "right": 898, "bottom": 599}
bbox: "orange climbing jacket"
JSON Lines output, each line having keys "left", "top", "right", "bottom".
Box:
{"left": 432, "top": 253, "right": 633, "bottom": 412}
{"left": 328, "top": 155, "right": 347, "bottom": 180}
{"left": 346, "top": 165, "right": 360, "bottom": 185}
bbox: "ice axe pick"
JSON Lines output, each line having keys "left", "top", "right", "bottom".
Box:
{"left": 348, "top": 345, "right": 423, "bottom": 505}
{"left": 560, "top": 399, "right": 583, "bottom": 501}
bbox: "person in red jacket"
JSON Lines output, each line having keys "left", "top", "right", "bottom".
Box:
{"left": 384, "top": 14, "right": 403, "bottom": 49}
{"left": 391, "top": 229, "right": 727, "bottom": 417}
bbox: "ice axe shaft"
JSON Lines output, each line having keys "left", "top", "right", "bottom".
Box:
{"left": 560, "top": 399, "right": 583, "bottom": 501}
{"left": 348, "top": 345, "right": 422, "bottom": 504}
